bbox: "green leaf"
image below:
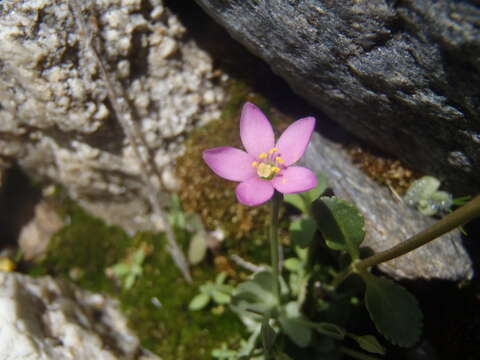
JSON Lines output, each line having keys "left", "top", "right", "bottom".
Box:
{"left": 302, "top": 172, "right": 328, "bottom": 203}
{"left": 261, "top": 318, "right": 277, "bottom": 354}
{"left": 232, "top": 270, "right": 278, "bottom": 316}
{"left": 349, "top": 334, "right": 386, "bottom": 355}
{"left": 312, "top": 196, "right": 365, "bottom": 260}
{"left": 362, "top": 274, "right": 422, "bottom": 347}
{"left": 284, "top": 258, "right": 302, "bottom": 272}
{"left": 279, "top": 302, "right": 312, "bottom": 348}
{"left": 211, "top": 290, "right": 231, "bottom": 305}
{"left": 215, "top": 271, "right": 228, "bottom": 285}
{"left": 289, "top": 217, "right": 317, "bottom": 248}
{"left": 189, "top": 292, "right": 211, "bottom": 311}
{"left": 314, "top": 322, "right": 346, "bottom": 340}
{"left": 279, "top": 315, "right": 312, "bottom": 348}
{"left": 284, "top": 172, "right": 328, "bottom": 213}
{"left": 284, "top": 193, "right": 308, "bottom": 214}
{"left": 110, "top": 263, "right": 130, "bottom": 276}
{"left": 188, "top": 232, "right": 208, "bottom": 265}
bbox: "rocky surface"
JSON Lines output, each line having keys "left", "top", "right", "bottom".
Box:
{"left": 0, "top": 0, "right": 225, "bottom": 231}
{"left": 0, "top": 272, "right": 159, "bottom": 360}
{"left": 194, "top": 0, "right": 480, "bottom": 194}
{"left": 303, "top": 132, "right": 473, "bottom": 281}
{"left": 18, "top": 199, "right": 64, "bottom": 261}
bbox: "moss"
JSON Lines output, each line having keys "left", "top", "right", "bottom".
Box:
{"left": 29, "top": 201, "right": 245, "bottom": 360}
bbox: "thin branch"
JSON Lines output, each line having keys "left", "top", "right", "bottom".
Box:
{"left": 230, "top": 254, "right": 265, "bottom": 273}
{"left": 68, "top": 0, "right": 191, "bottom": 282}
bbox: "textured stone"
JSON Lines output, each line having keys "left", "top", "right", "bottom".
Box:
{"left": 0, "top": 272, "right": 159, "bottom": 360}
{"left": 303, "top": 132, "right": 473, "bottom": 281}
{"left": 0, "top": 0, "right": 225, "bottom": 231}
{"left": 18, "top": 200, "right": 64, "bottom": 261}
{"left": 194, "top": 0, "right": 480, "bottom": 194}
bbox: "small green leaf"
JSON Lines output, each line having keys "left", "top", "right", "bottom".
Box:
{"left": 124, "top": 273, "right": 136, "bottom": 289}
{"left": 312, "top": 197, "right": 365, "bottom": 260}
{"left": 284, "top": 172, "right": 328, "bottom": 214}
{"left": 189, "top": 293, "right": 211, "bottom": 311}
{"left": 232, "top": 270, "right": 278, "bottom": 316}
{"left": 211, "top": 290, "right": 231, "bottom": 305}
{"left": 302, "top": 172, "right": 328, "bottom": 203}
{"left": 261, "top": 318, "right": 277, "bottom": 354}
{"left": 349, "top": 334, "right": 386, "bottom": 355}
{"left": 279, "top": 316, "right": 312, "bottom": 348}
{"left": 284, "top": 258, "right": 302, "bottom": 272}
{"left": 279, "top": 302, "right": 312, "bottom": 348}
{"left": 314, "top": 322, "right": 346, "bottom": 340}
{"left": 110, "top": 263, "right": 130, "bottom": 276}
{"left": 289, "top": 217, "right": 317, "bottom": 248}
{"left": 362, "top": 274, "right": 423, "bottom": 347}
{"left": 215, "top": 271, "right": 228, "bottom": 285}
{"left": 284, "top": 193, "right": 308, "bottom": 213}
{"left": 188, "top": 232, "right": 208, "bottom": 265}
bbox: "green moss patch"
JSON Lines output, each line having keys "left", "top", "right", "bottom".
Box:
{"left": 30, "top": 201, "right": 244, "bottom": 360}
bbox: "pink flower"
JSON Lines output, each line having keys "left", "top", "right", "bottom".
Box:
{"left": 202, "top": 102, "right": 317, "bottom": 206}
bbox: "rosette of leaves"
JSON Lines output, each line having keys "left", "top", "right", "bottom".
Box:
{"left": 189, "top": 272, "right": 234, "bottom": 311}
{"left": 403, "top": 176, "right": 453, "bottom": 216}
{"left": 108, "top": 242, "right": 150, "bottom": 290}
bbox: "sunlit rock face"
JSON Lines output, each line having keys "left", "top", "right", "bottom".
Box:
{"left": 194, "top": 0, "right": 480, "bottom": 194}
{"left": 0, "top": 0, "right": 225, "bottom": 231}
{"left": 0, "top": 272, "right": 160, "bottom": 360}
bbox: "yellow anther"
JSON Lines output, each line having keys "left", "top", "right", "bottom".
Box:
{"left": 272, "top": 167, "right": 281, "bottom": 173}
{"left": 251, "top": 161, "right": 258, "bottom": 167}
{"left": 275, "top": 156, "right": 284, "bottom": 164}
{"left": 259, "top": 152, "right": 268, "bottom": 159}
{"left": 269, "top": 147, "right": 279, "bottom": 154}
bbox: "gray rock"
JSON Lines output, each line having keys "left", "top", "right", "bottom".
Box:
{"left": 0, "top": 272, "right": 159, "bottom": 360}
{"left": 303, "top": 132, "right": 473, "bottom": 281}
{"left": 0, "top": 0, "right": 226, "bottom": 231}
{"left": 194, "top": 0, "right": 480, "bottom": 194}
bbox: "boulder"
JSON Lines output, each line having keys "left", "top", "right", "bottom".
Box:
{"left": 194, "top": 0, "right": 480, "bottom": 194}
{"left": 0, "top": 0, "right": 225, "bottom": 231}
{"left": 0, "top": 272, "right": 159, "bottom": 360}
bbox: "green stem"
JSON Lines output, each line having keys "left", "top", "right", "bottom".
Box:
{"left": 270, "top": 191, "right": 282, "bottom": 304}
{"left": 332, "top": 195, "right": 480, "bottom": 288}
{"left": 339, "top": 346, "right": 381, "bottom": 360}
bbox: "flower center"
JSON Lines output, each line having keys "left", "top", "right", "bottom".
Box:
{"left": 251, "top": 148, "right": 285, "bottom": 180}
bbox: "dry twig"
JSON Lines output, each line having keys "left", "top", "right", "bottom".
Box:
{"left": 68, "top": 0, "right": 191, "bottom": 282}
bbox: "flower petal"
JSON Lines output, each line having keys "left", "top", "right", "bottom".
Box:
{"left": 236, "top": 177, "right": 274, "bottom": 206}
{"left": 240, "top": 102, "right": 275, "bottom": 157}
{"left": 272, "top": 166, "right": 317, "bottom": 194}
{"left": 275, "top": 116, "right": 315, "bottom": 165}
{"left": 203, "top": 147, "right": 256, "bottom": 181}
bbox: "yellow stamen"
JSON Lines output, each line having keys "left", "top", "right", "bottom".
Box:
{"left": 259, "top": 152, "right": 267, "bottom": 159}
{"left": 269, "top": 147, "right": 279, "bottom": 154}
{"left": 251, "top": 161, "right": 258, "bottom": 167}
{"left": 275, "top": 156, "right": 284, "bottom": 164}
{"left": 272, "top": 167, "right": 281, "bottom": 173}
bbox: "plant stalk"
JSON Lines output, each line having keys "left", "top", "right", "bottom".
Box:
{"left": 332, "top": 195, "right": 480, "bottom": 288}
{"left": 270, "top": 191, "right": 282, "bottom": 304}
